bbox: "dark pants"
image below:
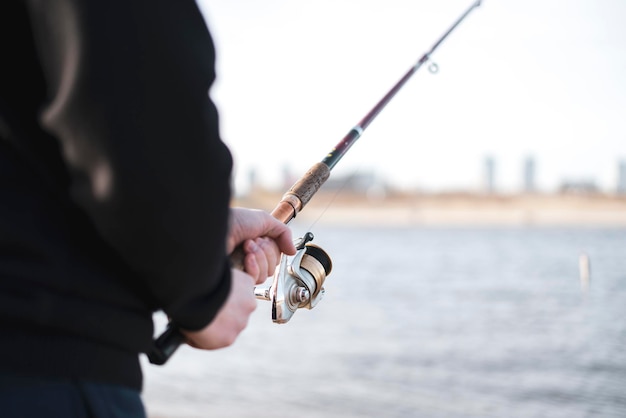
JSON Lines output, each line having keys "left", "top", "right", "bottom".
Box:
{"left": 0, "top": 376, "right": 146, "bottom": 418}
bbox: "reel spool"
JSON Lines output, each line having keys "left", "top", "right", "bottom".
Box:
{"left": 255, "top": 232, "right": 332, "bottom": 323}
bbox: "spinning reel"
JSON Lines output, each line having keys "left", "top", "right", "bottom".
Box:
{"left": 254, "top": 232, "right": 332, "bottom": 323}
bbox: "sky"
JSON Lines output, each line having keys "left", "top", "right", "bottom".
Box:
{"left": 195, "top": 0, "right": 626, "bottom": 194}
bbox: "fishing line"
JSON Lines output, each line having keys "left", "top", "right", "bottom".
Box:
{"left": 304, "top": 166, "right": 364, "bottom": 233}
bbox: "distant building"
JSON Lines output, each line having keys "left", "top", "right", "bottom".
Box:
{"left": 281, "top": 164, "right": 297, "bottom": 191}
{"left": 523, "top": 156, "right": 536, "bottom": 193}
{"left": 559, "top": 180, "right": 599, "bottom": 195}
{"left": 618, "top": 160, "right": 626, "bottom": 195}
{"left": 322, "top": 171, "right": 387, "bottom": 196}
{"left": 248, "top": 167, "right": 258, "bottom": 190}
{"left": 483, "top": 156, "right": 495, "bottom": 194}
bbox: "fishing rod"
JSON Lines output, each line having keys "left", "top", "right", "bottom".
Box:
{"left": 148, "top": 0, "right": 481, "bottom": 365}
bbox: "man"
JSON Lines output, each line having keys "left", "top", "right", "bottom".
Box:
{"left": 0, "top": 1, "right": 295, "bottom": 416}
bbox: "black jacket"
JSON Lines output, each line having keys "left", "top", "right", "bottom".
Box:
{"left": 0, "top": 0, "right": 233, "bottom": 390}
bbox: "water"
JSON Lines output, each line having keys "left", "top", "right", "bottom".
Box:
{"left": 141, "top": 226, "right": 626, "bottom": 418}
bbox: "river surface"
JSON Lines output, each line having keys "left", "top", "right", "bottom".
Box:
{"left": 141, "top": 225, "right": 626, "bottom": 418}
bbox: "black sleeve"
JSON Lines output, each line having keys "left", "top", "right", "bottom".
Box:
{"left": 25, "top": 0, "right": 233, "bottom": 330}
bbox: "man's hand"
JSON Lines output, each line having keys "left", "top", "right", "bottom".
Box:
{"left": 241, "top": 237, "right": 283, "bottom": 285}
{"left": 182, "top": 208, "right": 297, "bottom": 350}
{"left": 181, "top": 269, "right": 256, "bottom": 350}
{"left": 228, "top": 208, "right": 297, "bottom": 284}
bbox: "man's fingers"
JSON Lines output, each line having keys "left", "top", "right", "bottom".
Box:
{"left": 228, "top": 208, "right": 296, "bottom": 255}
{"left": 243, "top": 239, "right": 273, "bottom": 284}
{"left": 243, "top": 251, "right": 260, "bottom": 281}
{"left": 264, "top": 224, "right": 297, "bottom": 256}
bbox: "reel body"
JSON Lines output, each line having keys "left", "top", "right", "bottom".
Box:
{"left": 254, "top": 232, "right": 332, "bottom": 323}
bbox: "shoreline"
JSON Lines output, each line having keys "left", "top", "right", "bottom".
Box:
{"left": 234, "top": 191, "right": 626, "bottom": 227}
